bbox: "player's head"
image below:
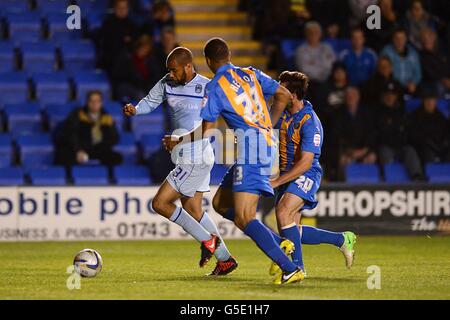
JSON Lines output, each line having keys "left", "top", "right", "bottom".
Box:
{"left": 203, "top": 37, "right": 231, "bottom": 74}
{"left": 166, "top": 47, "right": 194, "bottom": 85}
{"left": 279, "top": 71, "right": 309, "bottom": 111}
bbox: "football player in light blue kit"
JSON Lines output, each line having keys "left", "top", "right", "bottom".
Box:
{"left": 123, "top": 47, "right": 237, "bottom": 276}
{"left": 164, "top": 38, "right": 304, "bottom": 284}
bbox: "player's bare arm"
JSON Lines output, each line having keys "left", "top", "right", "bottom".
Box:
{"left": 270, "top": 85, "right": 293, "bottom": 125}
{"left": 270, "top": 151, "right": 314, "bottom": 189}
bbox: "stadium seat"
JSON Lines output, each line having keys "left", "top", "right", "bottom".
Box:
{"left": 130, "top": 113, "right": 165, "bottom": 140}
{"left": 425, "top": 163, "right": 450, "bottom": 183}
{"left": 46, "top": 12, "right": 82, "bottom": 40}
{"left": 72, "top": 71, "right": 111, "bottom": 102}
{"left": 45, "top": 102, "right": 79, "bottom": 129}
{"left": 36, "top": 0, "right": 70, "bottom": 14}
{"left": 346, "top": 164, "right": 381, "bottom": 184}
{"left": 60, "top": 41, "right": 96, "bottom": 72}
{"left": 405, "top": 98, "right": 421, "bottom": 113}
{"left": 324, "top": 38, "right": 352, "bottom": 55}
{"left": 28, "top": 166, "right": 66, "bottom": 185}
{"left": 210, "top": 164, "right": 229, "bottom": 185}
{"left": 16, "top": 133, "right": 54, "bottom": 169}
{"left": 114, "top": 133, "right": 138, "bottom": 164}
{"left": 281, "top": 39, "right": 304, "bottom": 69}
{"left": 0, "top": 41, "right": 16, "bottom": 72}
{"left": 0, "top": 72, "right": 29, "bottom": 105}
{"left": 0, "top": 134, "right": 13, "bottom": 168}
{"left": 76, "top": 0, "right": 109, "bottom": 15}
{"left": 383, "top": 163, "right": 410, "bottom": 183}
{"left": 114, "top": 165, "right": 151, "bottom": 185}
{"left": 4, "top": 103, "right": 42, "bottom": 136}
{"left": 140, "top": 133, "right": 164, "bottom": 158}
{"left": 0, "top": 167, "right": 24, "bottom": 185}
{"left": 6, "top": 12, "right": 43, "bottom": 42}
{"left": 85, "top": 11, "right": 105, "bottom": 31}
{"left": 33, "top": 72, "right": 71, "bottom": 105}
{"left": 437, "top": 100, "right": 449, "bottom": 118}
{"left": 21, "top": 42, "right": 57, "bottom": 73}
{"left": 72, "top": 165, "right": 109, "bottom": 185}
{"left": 103, "top": 101, "right": 124, "bottom": 129}
{"left": 0, "top": 0, "right": 30, "bottom": 14}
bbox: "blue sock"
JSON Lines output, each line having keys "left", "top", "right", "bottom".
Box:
{"left": 244, "top": 219, "right": 297, "bottom": 273}
{"left": 264, "top": 225, "right": 282, "bottom": 245}
{"left": 301, "top": 225, "right": 345, "bottom": 247}
{"left": 223, "top": 208, "right": 235, "bottom": 222}
{"left": 281, "top": 224, "right": 304, "bottom": 269}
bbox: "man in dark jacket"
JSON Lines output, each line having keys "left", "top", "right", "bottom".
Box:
{"left": 56, "top": 91, "right": 122, "bottom": 167}
{"left": 408, "top": 89, "right": 450, "bottom": 163}
{"left": 376, "top": 83, "right": 425, "bottom": 180}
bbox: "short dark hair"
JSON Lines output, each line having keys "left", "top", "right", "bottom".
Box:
{"left": 167, "top": 47, "right": 193, "bottom": 66}
{"left": 203, "top": 37, "right": 229, "bottom": 62}
{"left": 86, "top": 90, "right": 103, "bottom": 101}
{"left": 278, "top": 71, "right": 309, "bottom": 100}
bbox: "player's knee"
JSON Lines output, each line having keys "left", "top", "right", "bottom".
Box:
{"left": 151, "top": 196, "right": 166, "bottom": 214}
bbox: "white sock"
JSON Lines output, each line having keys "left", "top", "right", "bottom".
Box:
{"left": 170, "top": 207, "right": 211, "bottom": 242}
{"left": 200, "top": 212, "right": 232, "bottom": 262}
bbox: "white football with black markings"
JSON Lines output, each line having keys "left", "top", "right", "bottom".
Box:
{"left": 73, "top": 249, "right": 103, "bottom": 278}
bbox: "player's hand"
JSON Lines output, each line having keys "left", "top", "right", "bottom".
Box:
{"left": 162, "top": 135, "right": 181, "bottom": 152}
{"left": 270, "top": 179, "right": 281, "bottom": 189}
{"left": 123, "top": 103, "right": 136, "bottom": 116}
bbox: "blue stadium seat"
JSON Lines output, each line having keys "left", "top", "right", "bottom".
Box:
{"left": 72, "top": 71, "right": 110, "bottom": 102}
{"left": 60, "top": 41, "right": 96, "bottom": 72}
{"left": 17, "top": 133, "right": 54, "bottom": 169}
{"left": 384, "top": 163, "right": 410, "bottom": 183}
{"left": 114, "top": 165, "right": 151, "bottom": 185}
{"left": 405, "top": 98, "right": 421, "bottom": 113}
{"left": 72, "top": 165, "right": 109, "bottom": 185}
{"left": 0, "top": 167, "right": 24, "bottom": 185}
{"left": 346, "top": 164, "right": 381, "bottom": 184}
{"left": 6, "top": 12, "right": 43, "bottom": 42}
{"left": 29, "top": 166, "right": 66, "bottom": 185}
{"left": 33, "top": 72, "right": 70, "bottom": 105}
{"left": 114, "top": 133, "right": 137, "bottom": 164}
{"left": 4, "top": 103, "right": 42, "bottom": 136}
{"left": 437, "top": 100, "right": 449, "bottom": 118}
{"left": 140, "top": 133, "right": 164, "bottom": 158}
{"left": 425, "top": 163, "right": 450, "bottom": 183}
{"left": 76, "top": 0, "right": 109, "bottom": 15}
{"left": 210, "top": 164, "right": 229, "bottom": 185}
{"left": 324, "top": 38, "right": 352, "bottom": 55}
{"left": 85, "top": 11, "right": 105, "bottom": 31}
{"left": 45, "top": 102, "right": 78, "bottom": 129}
{"left": 130, "top": 113, "right": 165, "bottom": 140}
{"left": 46, "top": 12, "right": 82, "bottom": 40}
{"left": 103, "top": 101, "right": 124, "bottom": 129}
{"left": 0, "top": 0, "right": 30, "bottom": 14}
{"left": 36, "top": 0, "right": 70, "bottom": 14}
{"left": 0, "top": 41, "right": 16, "bottom": 72}
{"left": 21, "top": 42, "right": 56, "bottom": 73}
{"left": 0, "top": 72, "right": 29, "bottom": 105}
{"left": 0, "top": 134, "right": 13, "bottom": 168}
{"left": 281, "top": 39, "right": 304, "bottom": 69}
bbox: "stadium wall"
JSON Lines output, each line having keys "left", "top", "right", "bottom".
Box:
{"left": 0, "top": 185, "right": 449, "bottom": 241}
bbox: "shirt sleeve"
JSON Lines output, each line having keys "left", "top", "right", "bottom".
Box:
{"left": 200, "top": 85, "right": 223, "bottom": 122}
{"left": 300, "top": 116, "right": 322, "bottom": 155}
{"left": 253, "top": 68, "right": 280, "bottom": 97}
{"left": 135, "top": 78, "right": 165, "bottom": 115}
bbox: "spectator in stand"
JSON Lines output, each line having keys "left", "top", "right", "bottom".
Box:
{"left": 318, "top": 63, "right": 349, "bottom": 181}
{"left": 55, "top": 91, "right": 122, "bottom": 167}
{"left": 381, "top": 28, "right": 422, "bottom": 95}
{"left": 335, "top": 87, "right": 377, "bottom": 179}
{"left": 295, "top": 22, "right": 336, "bottom": 84}
{"left": 366, "top": 0, "right": 399, "bottom": 52}
{"left": 348, "top": 0, "right": 378, "bottom": 27}
{"left": 111, "top": 35, "right": 166, "bottom": 101}
{"left": 140, "top": 1, "right": 175, "bottom": 43}
{"left": 419, "top": 27, "right": 450, "bottom": 96}
{"left": 408, "top": 89, "right": 450, "bottom": 163}
{"left": 362, "top": 56, "right": 403, "bottom": 109}
{"left": 99, "top": 0, "right": 137, "bottom": 72}
{"left": 376, "top": 83, "right": 425, "bottom": 181}
{"left": 307, "top": 0, "right": 350, "bottom": 39}
{"left": 339, "top": 27, "right": 377, "bottom": 86}
{"left": 403, "top": 0, "right": 437, "bottom": 50}
{"left": 153, "top": 27, "right": 180, "bottom": 67}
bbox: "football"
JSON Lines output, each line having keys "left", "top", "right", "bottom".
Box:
{"left": 73, "top": 249, "right": 103, "bottom": 278}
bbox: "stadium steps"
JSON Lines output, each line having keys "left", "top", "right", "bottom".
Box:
{"left": 176, "top": 12, "right": 247, "bottom": 26}
{"left": 176, "top": 26, "right": 252, "bottom": 41}
{"left": 171, "top": 0, "right": 238, "bottom": 12}
{"left": 181, "top": 40, "right": 262, "bottom": 56}
{"left": 193, "top": 55, "right": 267, "bottom": 73}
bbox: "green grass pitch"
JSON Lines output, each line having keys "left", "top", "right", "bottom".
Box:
{"left": 1, "top": 236, "right": 449, "bottom": 300}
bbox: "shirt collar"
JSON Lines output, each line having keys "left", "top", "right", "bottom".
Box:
{"left": 216, "top": 63, "right": 234, "bottom": 75}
